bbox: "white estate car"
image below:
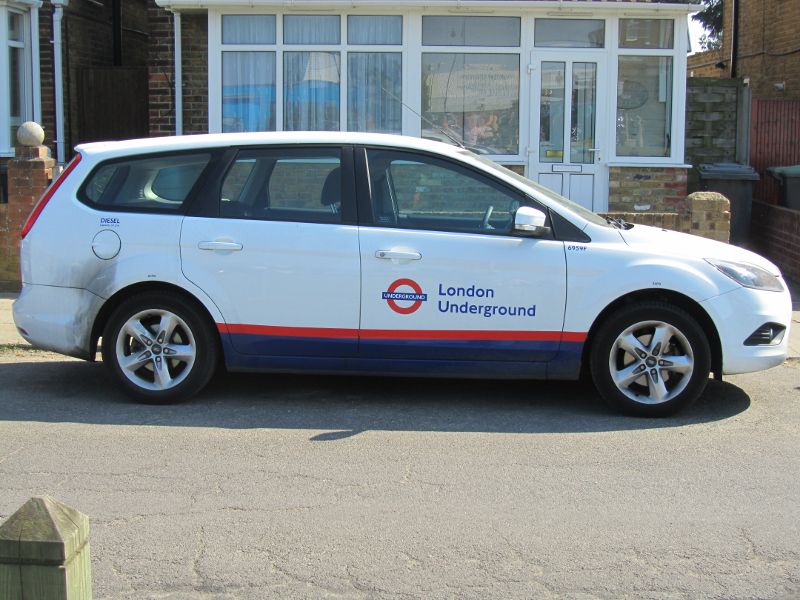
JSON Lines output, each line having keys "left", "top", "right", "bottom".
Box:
{"left": 13, "top": 133, "right": 792, "bottom": 416}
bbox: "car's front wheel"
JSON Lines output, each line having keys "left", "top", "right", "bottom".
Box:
{"left": 101, "top": 292, "right": 218, "bottom": 404}
{"left": 590, "top": 302, "right": 711, "bottom": 417}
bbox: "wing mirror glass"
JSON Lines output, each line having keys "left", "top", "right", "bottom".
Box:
{"left": 513, "top": 206, "right": 550, "bottom": 237}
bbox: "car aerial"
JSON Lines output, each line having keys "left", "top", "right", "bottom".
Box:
{"left": 12, "top": 132, "right": 793, "bottom": 417}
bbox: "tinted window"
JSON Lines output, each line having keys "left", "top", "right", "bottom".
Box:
{"left": 366, "top": 149, "right": 522, "bottom": 233}
{"left": 220, "top": 148, "right": 342, "bottom": 223}
{"left": 81, "top": 153, "right": 211, "bottom": 211}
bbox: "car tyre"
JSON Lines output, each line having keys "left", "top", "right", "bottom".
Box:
{"left": 590, "top": 302, "right": 711, "bottom": 417}
{"left": 102, "top": 292, "right": 218, "bottom": 404}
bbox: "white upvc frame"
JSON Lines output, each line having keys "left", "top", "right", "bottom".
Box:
{"left": 205, "top": 4, "right": 691, "bottom": 170}
{"left": 1, "top": 1, "right": 40, "bottom": 157}
{"left": 210, "top": 9, "right": 411, "bottom": 138}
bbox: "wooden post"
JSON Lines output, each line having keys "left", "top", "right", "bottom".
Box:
{"left": 0, "top": 496, "right": 92, "bottom": 599}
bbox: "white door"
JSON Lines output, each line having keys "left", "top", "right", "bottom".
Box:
{"left": 180, "top": 147, "right": 361, "bottom": 357}
{"left": 529, "top": 54, "right": 607, "bottom": 211}
{"left": 358, "top": 148, "right": 567, "bottom": 363}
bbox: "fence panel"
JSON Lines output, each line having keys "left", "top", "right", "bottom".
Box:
{"left": 749, "top": 99, "right": 800, "bottom": 204}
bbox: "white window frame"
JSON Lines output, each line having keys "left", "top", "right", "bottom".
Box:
{"left": 0, "top": 2, "right": 39, "bottom": 158}
{"left": 206, "top": 7, "right": 689, "bottom": 168}
{"left": 607, "top": 15, "right": 688, "bottom": 167}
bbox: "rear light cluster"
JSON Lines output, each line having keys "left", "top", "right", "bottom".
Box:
{"left": 20, "top": 153, "right": 82, "bottom": 239}
{"left": 744, "top": 323, "right": 786, "bottom": 346}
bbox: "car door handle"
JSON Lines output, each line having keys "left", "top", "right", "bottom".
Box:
{"left": 198, "top": 241, "right": 243, "bottom": 252}
{"left": 375, "top": 250, "right": 422, "bottom": 260}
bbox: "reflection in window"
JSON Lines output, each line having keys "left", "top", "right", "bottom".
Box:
{"left": 616, "top": 56, "right": 673, "bottom": 157}
{"left": 348, "top": 16, "right": 402, "bottom": 45}
{"left": 284, "top": 52, "right": 341, "bottom": 131}
{"left": 618, "top": 19, "right": 674, "bottom": 49}
{"left": 422, "top": 16, "right": 520, "bottom": 47}
{"left": 283, "top": 15, "right": 340, "bottom": 45}
{"left": 570, "top": 63, "right": 597, "bottom": 164}
{"left": 221, "top": 15, "right": 276, "bottom": 44}
{"left": 222, "top": 52, "right": 276, "bottom": 132}
{"left": 348, "top": 53, "right": 401, "bottom": 133}
{"left": 421, "top": 53, "right": 519, "bottom": 155}
{"left": 534, "top": 19, "right": 605, "bottom": 48}
{"left": 539, "top": 62, "right": 565, "bottom": 163}
{"left": 220, "top": 149, "right": 342, "bottom": 223}
{"left": 367, "top": 149, "right": 520, "bottom": 233}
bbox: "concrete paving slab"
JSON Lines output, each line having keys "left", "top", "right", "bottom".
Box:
{"left": 0, "top": 293, "right": 26, "bottom": 346}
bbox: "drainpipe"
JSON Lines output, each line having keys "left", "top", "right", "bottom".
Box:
{"left": 730, "top": 0, "right": 738, "bottom": 78}
{"left": 173, "top": 10, "right": 183, "bottom": 135}
{"left": 52, "top": 0, "right": 68, "bottom": 164}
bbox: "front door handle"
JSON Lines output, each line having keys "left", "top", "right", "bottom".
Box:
{"left": 198, "top": 241, "right": 243, "bottom": 252}
{"left": 375, "top": 250, "right": 422, "bottom": 260}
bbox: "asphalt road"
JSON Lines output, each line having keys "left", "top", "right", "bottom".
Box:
{"left": 0, "top": 347, "right": 798, "bottom": 600}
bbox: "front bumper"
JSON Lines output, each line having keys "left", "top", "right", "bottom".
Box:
{"left": 12, "top": 284, "right": 104, "bottom": 360}
{"left": 701, "top": 282, "right": 793, "bottom": 375}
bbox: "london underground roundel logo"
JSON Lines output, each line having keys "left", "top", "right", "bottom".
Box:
{"left": 381, "top": 278, "right": 428, "bottom": 314}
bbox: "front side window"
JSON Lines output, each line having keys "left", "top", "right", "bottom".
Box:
{"left": 367, "top": 149, "right": 522, "bottom": 233}
{"left": 616, "top": 56, "right": 673, "bottom": 157}
{"left": 81, "top": 153, "right": 212, "bottom": 211}
{"left": 220, "top": 148, "right": 342, "bottom": 224}
{"left": 421, "top": 53, "right": 520, "bottom": 155}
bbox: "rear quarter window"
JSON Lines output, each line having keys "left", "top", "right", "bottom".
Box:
{"left": 79, "top": 152, "right": 212, "bottom": 212}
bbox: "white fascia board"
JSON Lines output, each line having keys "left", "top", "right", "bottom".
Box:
{"left": 155, "top": 0, "right": 698, "bottom": 16}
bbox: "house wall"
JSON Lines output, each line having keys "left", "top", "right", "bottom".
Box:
{"left": 735, "top": 0, "right": 800, "bottom": 100}
{"left": 608, "top": 166, "right": 688, "bottom": 213}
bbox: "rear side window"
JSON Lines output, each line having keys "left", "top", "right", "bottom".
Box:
{"left": 80, "top": 153, "right": 211, "bottom": 211}
{"left": 220, "top": 148, "right": 342, "bottom": 223}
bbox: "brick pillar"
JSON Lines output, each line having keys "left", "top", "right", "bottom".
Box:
{"left": 687, "top": 191, "right": 731, "bottom": 243}
{"left": 0, "top": 145, "right": 55, "bottom": 291}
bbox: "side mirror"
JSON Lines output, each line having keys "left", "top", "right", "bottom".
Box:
{"left": 513, "top": 206, "right": 551, "bottom": 237}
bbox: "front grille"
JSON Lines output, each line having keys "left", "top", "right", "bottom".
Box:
{"left": 744, "top": 323, "right": 786, "bottom": 346}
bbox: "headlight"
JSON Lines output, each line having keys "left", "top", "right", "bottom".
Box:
{"left": 705, "top": 259, "right": 784, "bottom": 292}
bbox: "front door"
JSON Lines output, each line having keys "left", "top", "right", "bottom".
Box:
{"left": 529, "top": 54, "right": 606, "bottom": 211}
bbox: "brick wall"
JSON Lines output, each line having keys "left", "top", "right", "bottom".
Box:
{"left": 750, "top": 201, "right": 800, "bottom": 281}
{"left": 603, "top": 191, "right": 730, "bottom": 243}
{"left": 736, "top": 0, "right": 800, "bottom": 101}
{"left": 148, "top": 3, "right": 209, "bottom": 137}
{"left": 0, "top": 147, "right": 54, "bottom": 291}
{"left": 608, "top": 166, "right": 688, "bottom": 214}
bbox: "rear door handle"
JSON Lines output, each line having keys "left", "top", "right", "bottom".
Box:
{"left": 198, "top": 241, "right": 243, "bottom": 252}
{"left": 375, "top": 250, "right": 421, "bottom": 260}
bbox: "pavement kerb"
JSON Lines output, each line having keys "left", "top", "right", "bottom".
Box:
{"left": 2, "top": 283, "right": 799, "bottom": 359}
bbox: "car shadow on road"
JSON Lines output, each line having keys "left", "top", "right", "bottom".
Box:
{"left": 0, "top": 359, "right": 752, "bottom": 436}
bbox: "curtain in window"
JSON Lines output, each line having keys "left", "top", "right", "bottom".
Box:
{"left": 284, "top": 15, "right": 340, "bottom": 45}
{"left": 348, "top": 53, "right": 401, "bottom": 133}
{"left": 284, "top": 51, "right": 341, "bottom": 131}
{"left": 222, "top": 15, "right": 276, "bottom": 44}
{"left": 222, "top": 52, "right": 276, "bottom": 132}
{"left": 347, "top": 16, "right": 402, "bottom": 45}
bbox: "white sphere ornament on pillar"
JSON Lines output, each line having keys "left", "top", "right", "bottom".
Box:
{"left": 16, "top": 121, "right": 46, "bottom": 147}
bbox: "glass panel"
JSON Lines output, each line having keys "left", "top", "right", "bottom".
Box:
{"left": 283, "top": 15, "right": 340, "bottom": 45}
{"left": 421, "top": 53, "right": 519, "bottom": 154}
{"left": 222, "top": 15, "right": 276, "bottom": 45}
{"left": 616, "top": 56, "right": 673, "bottom": 157}
{"left": 367, "top": 149, "right": 521, "bottom": 232}
{"left": 8, "top": 12, "right": 23, "bottom": 42}
{"left": 222, "top": 52, "right": 276, "bottom": 132}
{"left": 221, "top": 149, "right": 342, "bottom": 223}
{"left": 82, "top": 154, "right": 211, "bottom": 210}
{"left": 570, "top": 62, "right": 597, "bottom": 164}
{"left": 348, "top": 53, "right": 402, "bottom": 133}
{"left": 534, "top": 19, "right": 605, "bottom": 48}
{"left": 539, "top": 62, "right": 565, "bottom": 163}
{"left": 618, "top": 19, "right": 674, "bottom": 49}
{"left": 284, "top": 52, "right": 340, "bottom": 131}
{"left": 422, "top": 16, "right": 520, "bottom": 47}
{"left": 347, "top": 16, "right": 402, "bottom": 45}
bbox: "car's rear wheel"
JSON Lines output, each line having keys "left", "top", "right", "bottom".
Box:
{"left": 590, "top": 302, "right": 711, "bottom": 417}
{"left": 101, "top": 292, "right": 217, "bottom": 404}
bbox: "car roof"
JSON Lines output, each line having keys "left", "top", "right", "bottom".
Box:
{"left": 74, "top": 132, "right": 467, "bottom": 161}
